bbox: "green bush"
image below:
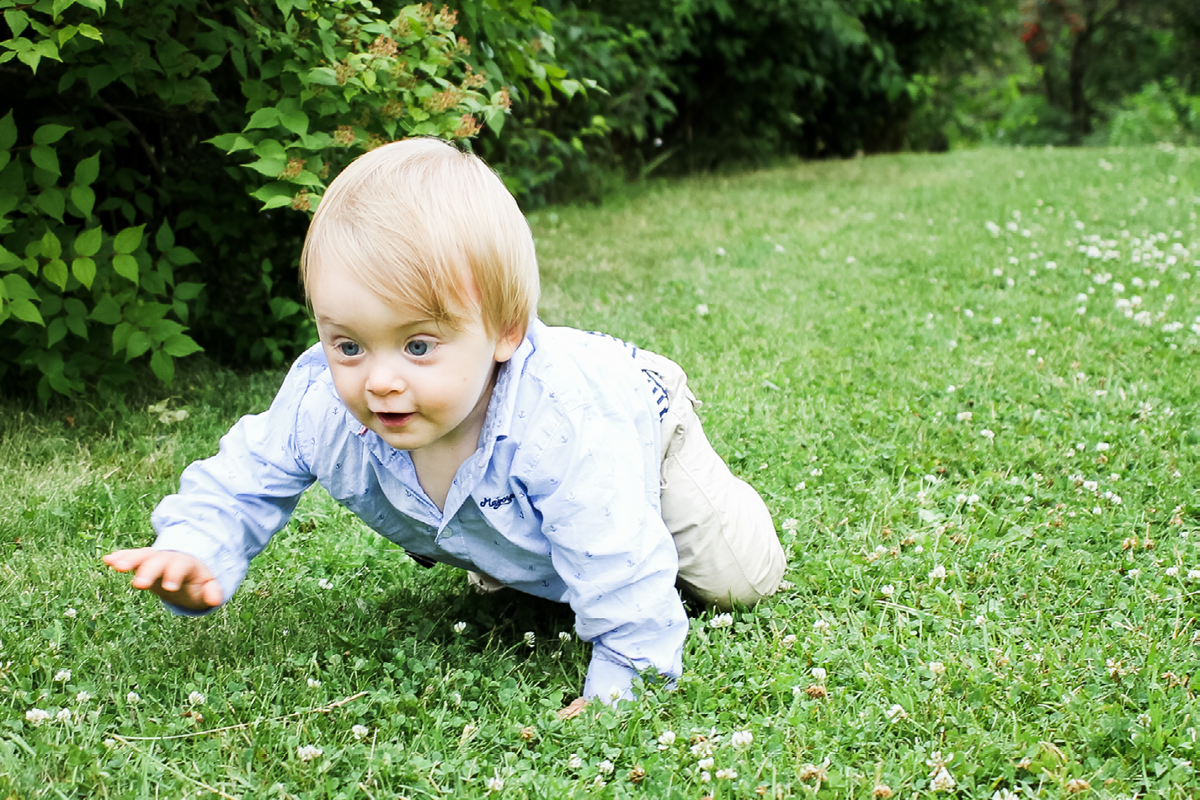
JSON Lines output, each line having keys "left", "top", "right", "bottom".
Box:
{"left": 1106, "top": 80, "right": 1199, "bottom": 146}
{"left": 0, "top": 0, "right": 529, "bottom": 399}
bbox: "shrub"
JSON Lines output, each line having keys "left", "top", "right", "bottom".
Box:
{"left": 1106, "top": 80, "right": 1199, "bottom": 146}
{"left": 0, "top": 0, "right": 521, "bottom": 399}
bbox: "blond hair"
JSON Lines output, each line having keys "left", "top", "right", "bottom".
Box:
{"left": 301, "top": 138, "right": 539, "bottom": 340}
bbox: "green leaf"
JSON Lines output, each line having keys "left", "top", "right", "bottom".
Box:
{"left": 0, "top": 110, "right": 16, "bottom": 152}
{"left": 36, "top": 188, "right": 65, "bottom": 221}
{"left": 43, "top": 258, "right": 68, "bottom": 289}
{"left": 148, "top": 318, "right": 185, "bottom": 342}
{"left": 73, "top": 227, "right": 102, "bottom": 257}
{"left": 278, "top": 99, "right": 308, "bottom": 136}
{"left": 71, "top": 256, "right": 95, "bottom": 288}
{"left": 30, "top": 145, "right": 60, "bottom": 176}
{"left": 3, "top": 10, "right": 29, "bottom": 39}
{"left": 63, "top": 300, "right": 87, "bottom": 339}
{"left": 52, "top": 0, "right": 78, "bottom": 20}
{"left": 167, "top": 246, "right": 198, "bottom": 265}
{"left": 246, "top": 156, "right": 288, "bottom": 177}
{"left": 90, "top": 296, "right": 121, "bottom": 325}
{"left": 9, "top": 298, "right": 43, "bottom": 325}
{"left": 250, "top": 182, "right": 295, "bottom": 210}
{"left": 174, "top": 281, "right": 204, "bottom": 301}
{"left": 163, "top": 332, "right": 203, "bottom": 357}
{"left": 40, "top": 230, "right": 62, "bottom": 259}
{"left": 155, "top": 221, "right": 175, "bottom": 252}
{"left": 46, "top": 317, "right": 67, "bottom": 347}
{"left": 70, "top": 185, "right": 95, "bottom": 218}
{"left": 33, "top": 124, "right": 72, "bottom": 146}
{"left": 3, "top": 273, "right": 37, "bottom": 301}
{"left": 308, "top": 67, "right": 340, "bottom": 86}
{"left": 126, "top": 330, "right": 152, "bottom": 361}
{"left": 111, "top": 321, "right": 132, "bottom": 353}
{"left": 74, "top": 152, "right": 100, "bottom": 185}
{"left": 150, "top": 348, "right": 175, "bottom": 384}
{"left": 112, "top": 253, "right": 139, "bottom": 284}
{"left": 245, "top": 107, "right": 281, "bottom": 130}
{"left": 206, "top": 133, "right": 256, "bottom": 153}
{"left": 77, "top": 23, "right": 102, "bottom": 41}
{"left": 112, "top": 224, "right": 145, "bottom": 255}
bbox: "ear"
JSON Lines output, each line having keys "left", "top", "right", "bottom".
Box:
{"left": 492, "top": 322, "right": 526, "bottom": 363}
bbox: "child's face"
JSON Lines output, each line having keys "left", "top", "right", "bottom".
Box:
{"left": 310, "top": 265, "right": 522, "bottom": 456}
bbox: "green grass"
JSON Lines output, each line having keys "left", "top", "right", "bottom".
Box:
{"left": 2, "top": 144, "right": 1199, "bottom": 799}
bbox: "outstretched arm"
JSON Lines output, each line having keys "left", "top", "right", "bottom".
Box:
{"left": 103, "top": 548, "right": 223, "bottom": 611}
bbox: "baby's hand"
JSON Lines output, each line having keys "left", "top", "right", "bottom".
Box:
{"left": 103, "top": 548, "right": 223, "bottom": 611}
{"left": 557, "top": 697, "right": 588, "bottom": 720}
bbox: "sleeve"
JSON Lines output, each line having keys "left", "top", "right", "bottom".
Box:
{"left": 518, "top": 403, "right": 688, "bottom": 703}
{"left": 149, "top": 357, "right": 320, "bottom": 615}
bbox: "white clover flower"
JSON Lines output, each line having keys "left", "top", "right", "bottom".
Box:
{"left": 880, "top": 584, "right": 895, "bottom": 598}
{"left": 968, "top": 494, "right": 981, "bottom": 505}
{"left": 1095, "top": 442, "right": 1111, "bottom": 451}
{"left": 774, "top": 244, "right": 786, "bottom": 253}
{"left": 1188, "top": 569, "right": 1200, "bottom": 581}
{"left": 317, "top": 578, "right": 333, "bottom": 590}
{"left": 657, "top": 730, "right": 676, "bottom": 749}
{"left": 523, "top": 631, "right": 536, "bottom": 648}
{"left": 980, "top": 429, "right": 995, "bottom": 440}
{"left": 715, "top": 247, "right": 726, "bottom": 256}
{"left": 76, "top": 691, "right": 91, "bottom": 703}
{"left": 782, "top": 634, "right": 797, "bottom": 647}
{"left": 64, "top": 608, "right": 77, "bottom": 619}
{"left": 929, "top": 565, "right": 947, "bottom": 581}
{"left": 811, "top": 667, "right": 827, "bottom": 682}
{"left": 1082, "top": 480, "right": 1099, "bottom": 492}
{"left": 608, "top": 686, "right": 623, "bottom": 702}
{"left": 885, "top": 704, "right": 908, "bottom": 721}
{"left": 1166, "top": 566, "right": 1179, "bottom": 577}
{"left": 716, "top": 769, "right": 738, "bottom": 780}
{"left": 54, "top": 670, "right": 71, "bottom": 683}
{"left": 597, "top": 760, "right": 614, "bottom": 776}
{"left": 930, "top": 766, "right": 957, "bottom": 792}
{"left": 813, "top": 619, "right": 831, "bottom": 633}
{"left": 485, "top": 775, "right": 504, "bottom": 793}
{"left": 558, "top": 631, "right": 571, "bottom": 643}
{"left": 26, "top": 708, "right": 50, "bottom": 726}
{"left": 956, "top": 411, "right": 972, "bottom": 422}
{"left": 453, "top": 621, "right": 467, "bottom": 634}
{"left": 126, "top": 691, "right": 140, "bottom": 705}
{"left": 699, "top": 771, "right": 712, "bottom": 783}
{"left": 187, "top": 691, "right": 205, "bottom": 706}
{"left": 698, "top": 757, "right": 715, "bottom": 770}
{"left": 307, "top": 678, "right": 321, "bottom": 688}
{"left": 352, "top": 724, "right": 370, "bottom": 740}
{"left": 992, "top": 789, "right": 1020, "bottom": 800}
{"left": 810, "top": 468, "right": 823, "bottom": 477}
{"left": 731, "top": 730, "right": 753, "bottom": 749}
{"left": 992, "top": 316, "right": 1003, "bottom": 325}
{"left": 782, "top": 518, "right": 799, "bottom": 532}
{"left": 929, "top": 661, "right": 946, "bottom": 677}
{"left": 567, "top": 754, "right": 583, "bottom": 769}
{"left": 794, "top": 481, "right": 806, "bottom": 490}
{"left": 56, "top": 708, "right": 72, "bottom": 723}
{"left": 297, "top": 745, "right": 323, "bottom": 762}
{"left": 695, "top": 303, "right": 709, "bottom": 316}
{"left": 846, "top": 256, "right": 856, "bottom": 264}
{"left": 709, "top": 613, "right": 734, "bottom": 629}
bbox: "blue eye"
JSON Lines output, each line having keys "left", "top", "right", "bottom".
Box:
{"left": 406, "top": 340, "right": 432, "bottom": 357}
{"left": 337, "top": 341, "right": 362, "bottom": 357}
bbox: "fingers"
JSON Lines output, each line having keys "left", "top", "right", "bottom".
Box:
{"left": 557, "top": 697, "right": 588, "bottom": 720}
{"left": 103, "top": 548, "right": 222, "bottom": 610}
{"left": 102, "top": 547, "right": 157, "bottom": 573}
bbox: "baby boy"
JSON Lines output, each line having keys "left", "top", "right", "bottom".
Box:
{"left": 104, "top": 137, "right": 786, "bottom": 708}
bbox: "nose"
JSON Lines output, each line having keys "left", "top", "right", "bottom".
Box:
{"left": 365, "top": 355, "right": 408, "bottom": 396}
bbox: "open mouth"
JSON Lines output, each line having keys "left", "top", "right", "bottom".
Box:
{"left": 376, "top": 412, "right": 414, "bottom": 428}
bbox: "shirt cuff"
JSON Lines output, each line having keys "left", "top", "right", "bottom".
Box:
{"left": 582, "top": 655, "right": 639, "bottom": 704}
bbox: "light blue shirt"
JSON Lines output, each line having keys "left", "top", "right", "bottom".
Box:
{"left": 151, "top": 320, "right": 687, "bottom": 700}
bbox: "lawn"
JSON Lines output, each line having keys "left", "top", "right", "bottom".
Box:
{"left": 2, "top": 144, "right": 1198, "bottom": 799}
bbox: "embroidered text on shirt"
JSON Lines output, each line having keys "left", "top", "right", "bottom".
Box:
{"left": 479, "top": 493, "right": 516, "bottom": 510}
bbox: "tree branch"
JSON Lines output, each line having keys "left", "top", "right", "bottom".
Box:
{"left": 97, "top": 95, "right": 162, "bottom": 175}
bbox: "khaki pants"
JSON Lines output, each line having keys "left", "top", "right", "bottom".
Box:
{"left": 470, "top": 349, "right": 787, "bottom": 610}
{"left": 636, "top": 348, "right": 787, "bottom": 609}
